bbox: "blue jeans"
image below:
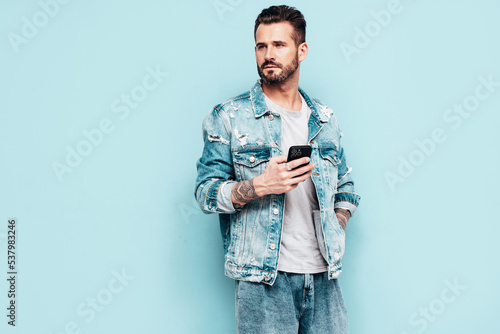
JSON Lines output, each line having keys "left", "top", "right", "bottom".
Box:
{"left": 235, "top": 271, "right": 349, "bottom": 333}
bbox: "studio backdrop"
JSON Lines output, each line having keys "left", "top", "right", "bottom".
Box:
{"left": 1, "top": 0, "right": 499, "bottom": 333}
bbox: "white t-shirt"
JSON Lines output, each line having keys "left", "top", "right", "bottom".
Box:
{"left": 264, "top": 94, "right": 328, "bottom": 273}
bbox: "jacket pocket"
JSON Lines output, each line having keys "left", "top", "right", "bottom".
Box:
{"left": 233, "top": 147, "right": 271, "bottom": 181}
{"left": 319, "top": 147, "right": 340, "bottom": 191}
{"left": 313, "top": 210, "right": 328, "bottom": 262}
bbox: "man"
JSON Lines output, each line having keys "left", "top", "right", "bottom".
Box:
{"left": 195, "top": 5, "right": 360, "bottom": 333}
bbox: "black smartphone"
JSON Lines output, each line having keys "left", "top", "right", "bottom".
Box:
{"left": 286, "top": 145, "right": 312, "bottom": 169}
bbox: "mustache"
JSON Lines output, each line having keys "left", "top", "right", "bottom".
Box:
{"left": 261, "top": 61, "right": 282, "bottom": 69}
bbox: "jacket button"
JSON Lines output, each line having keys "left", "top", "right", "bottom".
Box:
{"left": 264, "top": 275, "right": 271, "bottom": 281}
{"left": 249, "top": 156, "right": 255, "bottom": 163}
{"left": 270, "top": 244, "right": 276, "bottom": 250}
{"left": 268, "top": 114, "right": 274, "bottom": 121}
{"left": 273, "top": 208, "right": 279, "bottom": 215}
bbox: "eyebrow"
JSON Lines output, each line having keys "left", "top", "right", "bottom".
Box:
{"left": 255, "top": 40, "right": 288, "bottom": 46}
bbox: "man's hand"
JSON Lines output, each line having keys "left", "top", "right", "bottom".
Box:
{"left": 334, "top": 208, "right": 351, "bottom": 231}
{"left": 255, "top": 155, "right": 315, "bottom": 196}
{"left": 231, "top": 155, "right": 315, "bottom": 208}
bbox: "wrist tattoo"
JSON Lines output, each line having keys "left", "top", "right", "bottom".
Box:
{"left": 334, "top": 208, "right": 351, "bottom": 219}
{"left": 232, "top": 179, "right": 258, "bottom": 206}
{"left": 335, "top": 208, "right": 350, "bottom": 231}
{"left": 337, "top": 215, "right": 347, "bottom": 230}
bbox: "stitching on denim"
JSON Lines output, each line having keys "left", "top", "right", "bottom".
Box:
{"left": 335, "top": 199, "right": 359, "bottom": 206}
{"left": 214, "top": 92, "right": 251, "bottom": 112}
{"left": 335, "top": 192, "right": 361, "bottom": 206}
{"left": 214, "top": 181, "right": 224, "bottom": 210}
{"left": 204, "top": 178, "right": 222, "bottom": 211}
{"left": 336, "top": 191, "right": 361, "bottom": 199}
{"left": 225, "top": 263, "right": 274, "bottom": 275}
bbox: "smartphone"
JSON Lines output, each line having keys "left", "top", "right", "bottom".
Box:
{"left": 286, "top": 145, "right": 312, "bottom": 169}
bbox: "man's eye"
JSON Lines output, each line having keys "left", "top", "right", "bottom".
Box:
{"left": 257, "top": 45, "right": 265, "bottom": 50}
{"left": 276, "top": 44, "right": 283, "bottom": 47}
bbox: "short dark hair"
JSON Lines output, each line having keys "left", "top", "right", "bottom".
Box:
{"left": 254, "top": 5, "right": 306, "bottom": 46}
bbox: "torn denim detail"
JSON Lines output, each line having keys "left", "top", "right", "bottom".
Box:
{"left": 208, "top": 133, "right": 230, "bottom": 145}
{"left": 234, "top": 129, "right": 248, "bottom": 146}
{"left": 338, "top": 167, "right": 352, "bottom": 182}
{"left": 319, "top": 105, "right": 334, "bottom": 119}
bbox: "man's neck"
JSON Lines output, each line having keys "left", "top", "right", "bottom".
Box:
{"left": 261, "top": 75, "right": 302, "bottom": 112}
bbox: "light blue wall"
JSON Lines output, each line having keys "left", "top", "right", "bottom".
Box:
{"left": 1, "top": 1, "right": 499, "bottom": 333}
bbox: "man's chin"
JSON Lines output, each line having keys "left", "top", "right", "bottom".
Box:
{"left": 263, "top": 69, "right": 280, "bottom": 78}
{"left": 262, "top": 77, "right": 280, "bottom": 85}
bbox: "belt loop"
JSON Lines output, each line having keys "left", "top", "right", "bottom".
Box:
{"left": 305, "top": 273, "right": 313, "bottom": 291}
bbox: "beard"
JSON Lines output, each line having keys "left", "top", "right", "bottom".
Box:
{"left": 257, "top": 53, "right": 299, "bottom": 85}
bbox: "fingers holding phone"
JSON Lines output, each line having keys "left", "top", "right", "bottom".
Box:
{"left": 286, "top": 145, "right": 314, "bottom": 180}
{"left": 253, "top": 146, "right": 314, "bottom": 196}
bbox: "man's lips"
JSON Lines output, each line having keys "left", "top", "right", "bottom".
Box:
{"left": 262, "top": 62, "right": 281, "bottom": 70}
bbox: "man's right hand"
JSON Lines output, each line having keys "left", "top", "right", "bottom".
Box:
{"left": 231, "top": 155, "right": 315, "bottom": 208}
{"left": 254, "top": 155, "right": 315, "bottom": 197}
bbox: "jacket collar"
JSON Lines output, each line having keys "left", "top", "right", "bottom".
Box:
{"left": 249, "top": 80, "right": 330, "bottom": 123}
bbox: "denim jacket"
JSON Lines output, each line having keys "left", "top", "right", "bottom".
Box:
{"left": 195, "top": 81, "right": 360, "bottom": 285}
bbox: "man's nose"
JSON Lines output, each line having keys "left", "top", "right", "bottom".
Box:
{"left": 265, "top": 46, "right": 276, "bottom": 61}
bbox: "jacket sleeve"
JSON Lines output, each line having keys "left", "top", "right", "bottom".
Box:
{"left": 334, "top": 139, "right": 361, "bottom": 216}
{"left": 194, "top": 107, "right": 239, "bottom": 214}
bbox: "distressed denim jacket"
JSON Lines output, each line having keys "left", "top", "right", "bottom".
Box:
{"left": 195, "top": 81, "right": 360, "bottom": 285}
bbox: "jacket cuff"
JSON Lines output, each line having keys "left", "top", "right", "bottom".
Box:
{"left": 334, "top": 192, "right": 361, "bottom": 216}
{"left": 218, "top": 181, "right": 238, "bottom": 213}
{"left": 204, "top": 179, "right": 225, "bottom": 212}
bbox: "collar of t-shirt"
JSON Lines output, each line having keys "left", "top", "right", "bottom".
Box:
{"left": 263, "top": 93, "right": 310, "bottom": 119}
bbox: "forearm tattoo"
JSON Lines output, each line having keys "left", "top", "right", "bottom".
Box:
{"left": 335, "top": 208, "right": 351, "bottom": 231}
{"left": 232, "top": 179, "right": 258, "bottom": 208}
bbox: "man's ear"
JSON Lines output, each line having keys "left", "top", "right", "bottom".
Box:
{"left": 298, "top": 42, "right": 308, "bottom": 62}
